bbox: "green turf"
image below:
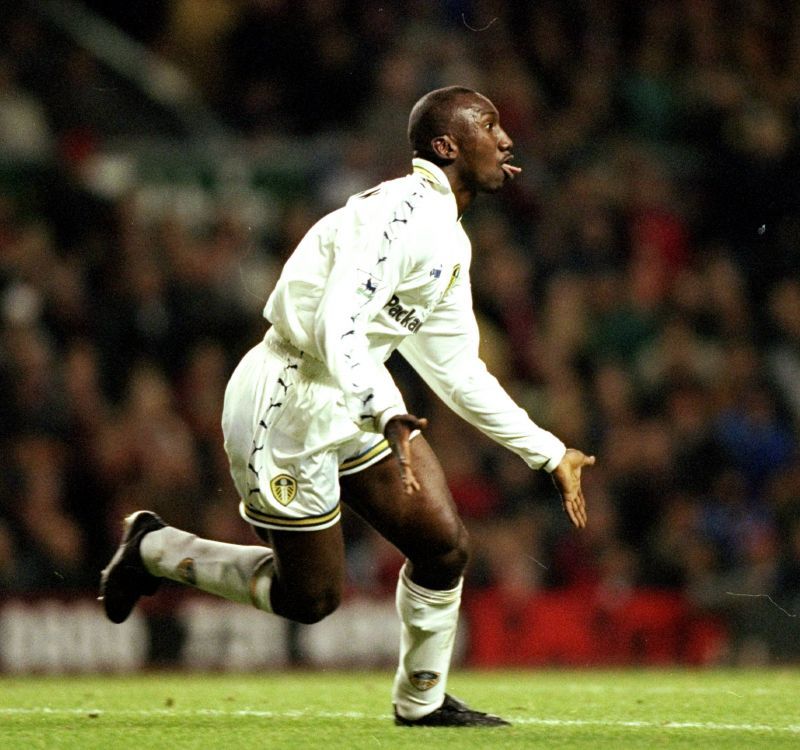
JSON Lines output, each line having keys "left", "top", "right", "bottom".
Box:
{"left": 1, "top": 669, "right": 798, "bottom": 749}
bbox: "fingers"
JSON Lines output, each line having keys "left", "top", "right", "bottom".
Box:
{"left": 385, "top": 414, "right": 428, "bottom": 495}
{"left": 563, "top": 492, "right": 587, "bottom": 529}
{"left": 555, "top": 450, "right": 594, "bottom": 528}
{"left": 575, "top": 490, "right": 588, "bottom": 528}
{"left": 561, "top": 476, "right": 588, "bottom": 529}
{"left": 400, "top": 463, "right": 421, "bottom": 494}
{"left": 394, "top": 434, "right": 420, "bottom": 495}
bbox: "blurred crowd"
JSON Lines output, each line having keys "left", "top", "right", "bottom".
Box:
{"left": 1, "top": 0, "right": 800, "bottom": 663}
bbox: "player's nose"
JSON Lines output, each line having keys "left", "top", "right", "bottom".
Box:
{"left": 498, "top": 127, "right": 513, "bottom": 151}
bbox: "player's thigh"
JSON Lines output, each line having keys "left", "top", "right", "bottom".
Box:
{"left": 339, "top": 434, "right": 469, "bottom": 586}
{"left": 253, "top": 523, "right": 346, "bottom": 623}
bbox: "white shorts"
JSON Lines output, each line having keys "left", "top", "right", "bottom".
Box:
{"left": 221, "top": 329, "right": 393, "bottom": 532}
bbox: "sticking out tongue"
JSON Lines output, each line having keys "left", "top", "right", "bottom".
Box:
{"left": 501, "top": 163, "right": 522, "bottom": 179}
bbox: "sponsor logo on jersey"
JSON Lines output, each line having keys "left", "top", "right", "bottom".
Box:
{"left": 384, "top": 294, "right": 423, "bottom": 332}
{"left": 410, "top": 670, "right": 441, "bottom": 691}
{"left": 270, "top": 474, "right": 298, "bottom": 506}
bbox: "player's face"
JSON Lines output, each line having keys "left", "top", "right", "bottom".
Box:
{"left": 453, "top": 95, "right": 518, "bottom": 193}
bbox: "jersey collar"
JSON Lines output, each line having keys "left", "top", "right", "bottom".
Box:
{"left": 412, "top": 158, "right": 451, "bottom": 194}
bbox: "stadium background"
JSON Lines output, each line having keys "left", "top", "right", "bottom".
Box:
{"left": 1, "top": 0, "right": 799, "bottom": 673}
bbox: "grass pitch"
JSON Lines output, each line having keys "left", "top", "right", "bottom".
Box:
{"left": 1, "top": 669, "right": 798, "bottom": 749}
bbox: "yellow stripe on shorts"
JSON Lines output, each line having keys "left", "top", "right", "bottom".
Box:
{"left": 242, "top": 503, "right": 341, "bottom": 529}
{"left": 339, "top": 438, "right": 391, "bottom": 473}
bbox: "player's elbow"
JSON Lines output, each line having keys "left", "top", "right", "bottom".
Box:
{"left": 448, "top": 365, "right": 490, "bottom": 404}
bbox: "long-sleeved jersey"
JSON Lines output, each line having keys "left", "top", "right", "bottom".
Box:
{"left": 264, "top": 158, "right": 566, "bottom": 472}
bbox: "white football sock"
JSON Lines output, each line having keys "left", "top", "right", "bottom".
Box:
{"left": 140, "top": 527, "right": 274, "bottom": 612}
{"left": 392, "top": 562, "right": 463, "bottom": 720}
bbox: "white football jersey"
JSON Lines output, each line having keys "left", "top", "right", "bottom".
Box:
{"left": 264, "top": 158, "right": 565, "bottom": 472}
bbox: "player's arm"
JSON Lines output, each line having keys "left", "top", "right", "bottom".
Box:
{"left": 398, "top": 278, "right": 594, "bottom": 525}
{"left": 312, "top": 194, "right": 420, "bottom": 434}
{"left": 313, "top": 247, "right": 406, "bottom": 433}
{"left": 398, "top": 278, "right": 565, "bottom": 470}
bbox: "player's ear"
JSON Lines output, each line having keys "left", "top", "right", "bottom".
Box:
{"left": 431, "top": 134, "right": 458, "bottom": 162}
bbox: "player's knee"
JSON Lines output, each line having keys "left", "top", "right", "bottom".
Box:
{"left": 436, "top": 530, "right": 469, "bottom": 580}
{"left": 441, "top": 538, "right": 470, "bottom": 578}
{"left": 408, "top": 524, "right": 470, "bottom": 589}
{"left": 285, "top": 587, "right": 341, "bottom": 625}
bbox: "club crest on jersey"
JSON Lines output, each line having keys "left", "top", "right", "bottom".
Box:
{"left": 410, "top": 670, "right": 440, "bottom": 691}
{"left": 270, "top": 474, "right": 298, "bottom": 506}
{"left": 445, "top": 264, "right": 461, "bottom": 295}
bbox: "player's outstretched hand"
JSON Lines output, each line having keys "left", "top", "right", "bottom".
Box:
{"left": 384, "top": 414, "right": 428, "bottom": 494}
{"left": 551, "top": 448, "right": 595, "bottom": 529}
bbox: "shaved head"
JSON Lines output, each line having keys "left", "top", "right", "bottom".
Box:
{"left": 407, "top": 86, "right": 480, "bottom": 164}
{"left": 407, "top": 86, "right": 517, "bottom": 211}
